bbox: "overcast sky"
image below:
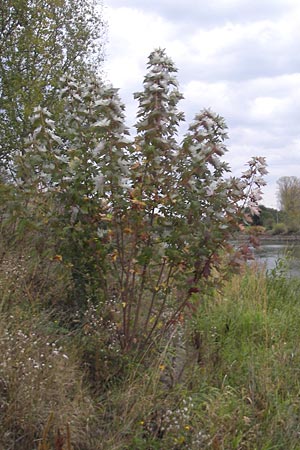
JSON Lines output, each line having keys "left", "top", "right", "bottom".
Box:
{"left": 102, "top": 0, "right": 300, "bottom": 208}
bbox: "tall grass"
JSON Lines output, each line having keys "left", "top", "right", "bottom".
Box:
{"left": 187, "top": 264, "right": 300, "bottom": 449}
{"left": 99, "top": 264, "right": 300, "bottom": 449}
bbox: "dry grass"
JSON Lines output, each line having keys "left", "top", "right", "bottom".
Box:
{"left": 0, "top": 311, "right": 98, "bottom": 450}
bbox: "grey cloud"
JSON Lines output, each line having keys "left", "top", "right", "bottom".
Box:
{"left": 106, "top": 0, "right": 295, "bottom": 27}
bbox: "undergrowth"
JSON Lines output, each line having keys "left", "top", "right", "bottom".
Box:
{"left": 2, "top": 251, "right": 300, "bottom": 449}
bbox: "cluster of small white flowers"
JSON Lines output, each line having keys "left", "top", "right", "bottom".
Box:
{"left": 160, "top": 396, "right": 193, "bottom": 433}
{"left": 140, "top": 396, "right": 204, "bottom": 447}
{"left": 82, "top": 299, "right": 120, "bottom": 353}
{"left": 0, "top": 326, "right": 70, "bottom": 389}
{"left": 191, "top": 429, "right": 211, "bottom": 448}
{"left": 0, "top": 255, "right": 31, "bottom": 295}
{"left": 82, "top": 299, "right": 104, "bottom": 334}
{"left": 210, "top": 326, "right": 218, "bottom": 340}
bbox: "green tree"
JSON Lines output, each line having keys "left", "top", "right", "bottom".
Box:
{"left": 252, "top": 205, "right": 283, "bottom": 229}
{"left": 277, "top": 176, "right": 300, "bottom": 232}
{"left": 0, "top": 0, "right": 106, "bottom": 171}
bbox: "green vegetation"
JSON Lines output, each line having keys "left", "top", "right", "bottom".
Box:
{"left": 251, "top": 203, "right": 300, "bottom": 235}
{"left": 271, "top": 222, "right": 287, "bottom": 235}
{"left": 252, "top": 205, "right": 283, "bottom": 231}
{"left": 2, "top": 23, "right": 297, "bottom": 448}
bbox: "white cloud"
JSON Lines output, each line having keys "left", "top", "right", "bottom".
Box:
{"left": 104, "top": 7, "right": 174, "bottom": 86}
{"left": 250, "top": 97, "right": 289, "bottom": 122}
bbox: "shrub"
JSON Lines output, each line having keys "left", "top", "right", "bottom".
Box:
{"left": 247, "top": 225, "right": 266, "bottom": 235}
{"left": 271, "top": 222, "right": 286, "bottom": 235}
{"left": 286, "top": 223, "right": 300, "bottom": 234}
{"left": 12, "top": 49, "right": 267, "bottom": 356}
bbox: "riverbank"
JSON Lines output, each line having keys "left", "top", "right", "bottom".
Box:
{"left": 260, "top": 233, "right": 300, "bottom": 242}
{"left": 235, "top": 232, "right": 300, "bottom": 243}
{"left": 234, "top": 232, "right": 300, "bottom": 277}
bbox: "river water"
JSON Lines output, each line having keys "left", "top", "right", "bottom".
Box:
{"left": 253, "top": 239, "right": 300, "bottom": 278}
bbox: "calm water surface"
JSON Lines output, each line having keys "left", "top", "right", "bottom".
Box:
{"left": 253, "top": 240, "right": 300, "bottom": 277}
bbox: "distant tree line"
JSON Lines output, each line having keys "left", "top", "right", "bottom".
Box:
{"left": 252, "top": 205, "right": 284, "bottom": 229}
{"left": 251, "top": 176, "right": 300, "bottom": 234}
{"left": 277, "top": 176, "right": 300, "bottom": 233}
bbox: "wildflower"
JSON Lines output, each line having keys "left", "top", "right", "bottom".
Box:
{"left": 53, "top": 254, "right": 63, "bottom": 262}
